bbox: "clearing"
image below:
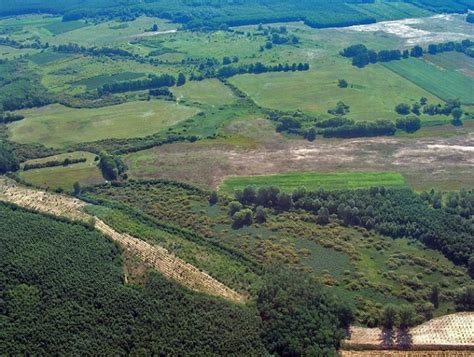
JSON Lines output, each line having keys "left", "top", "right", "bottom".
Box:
{"left": 342, "top": 312, "right": 474, "bottom": 352}
{"left": 124, "top": 118, "right": 474, "bottom": 191}
{"left": 8, "top": 101, "right": 200, "bottom": 148}
{"left": 229, "top": 61, "right": 444, "bottom": 122}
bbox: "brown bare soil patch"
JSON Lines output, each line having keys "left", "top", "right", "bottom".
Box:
{"left": 125, "top": 133, "right": 474, "bottom": 191}
{"left": 0, "top": 178, "right": 244, "bottom": 303}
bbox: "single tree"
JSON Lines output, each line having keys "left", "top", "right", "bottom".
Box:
{"left": 177, "top": 73, "right": 186, "bottom": 87}
{"left": 209, "top": 191, "right": 218, "bottom": 205}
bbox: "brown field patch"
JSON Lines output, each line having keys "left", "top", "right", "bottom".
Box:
{"left": 125, "top": 132, "right": 474, "bottom": 191}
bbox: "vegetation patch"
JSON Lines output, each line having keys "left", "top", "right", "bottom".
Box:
{"left": 8, "top": 101, "right": 200, "bottom": 148}
{"left": 220, "top": 171, "right": 408, "bottom": 193}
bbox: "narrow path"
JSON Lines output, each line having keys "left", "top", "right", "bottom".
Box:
{"left": 0, "top": 178, "right": 245, "bottom": 303}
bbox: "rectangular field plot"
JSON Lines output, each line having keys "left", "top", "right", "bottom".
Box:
{"left": 8, "top": 101, "right": 200, "bottom": 148}
{"left": 219, "top": 171, "right": 407, "bottom": 193}
{"left": 384, "top": 57, "right": 474, "bottom": 104}
{"left": 424, "top": 52, "right": 474, "bottom": 79}
{"left": 18, "top": 151, "right": 104, "bottom": 191}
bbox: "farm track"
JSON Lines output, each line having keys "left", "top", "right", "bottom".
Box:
{"left": 0, "top": 178, "right": 245, "bottom": 303}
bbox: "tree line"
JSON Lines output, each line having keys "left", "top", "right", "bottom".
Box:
{"left": 341, "top": 40, "right": 474, "bottom": 67}
{"left": 217, "top": 62, "right": 310, "bottom": 78}
{"left": 97, "top": 74, "right": 176, "bottom": 95}
{"left": 53, "top": 43, "right": 135, "bottom": 58}
{"left": 23, "top": 157, "right": 87, "bottom": 171}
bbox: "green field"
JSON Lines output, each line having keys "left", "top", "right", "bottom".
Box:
{"left": 229, "top": 61, "right": 444, "bottom": 122}
{"left": 172, "top": 79, "right": 237, "bottom": 106}
{"left": 424, "top": 52, "right": 474, "bottom": 79}
{"left": 18, "top": 151, "right": 104, "bottom": 191}
{"left": 9, "top": 101, "right": 200, "bottom": 148}
{"left": 220, "top": 171, "right": 407, "bottom": 193}
{"left": 384, "top": 57, "right": 474, "bottom": 104}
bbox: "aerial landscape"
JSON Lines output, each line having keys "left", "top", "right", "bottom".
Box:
{"left": 0, "top": 0, "right": 472, "bottom": 355}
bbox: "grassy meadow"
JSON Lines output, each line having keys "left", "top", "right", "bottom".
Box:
{"left": 9, "top": 101, "right": 200, "bottom": 148}
{"left": 219, "top": 171, "right": 407, "bottom": 193}
{"left": 229, "top": 61, "right": 445, "bottom": 122}
{"left": 18, "top": 151, "right": 103, "bottom": 191}
{"left": 172, "top": 79, "right": 237, "bottom": 106}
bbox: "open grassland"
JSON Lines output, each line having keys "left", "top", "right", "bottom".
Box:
{"left": 9, "top": 101, "right": 200, "bottom": 148}
{"left": 18, "top": 151, "right": 104, "bottom": 191}
{"left": 384, "top": 58, "right": 474, "bottom": 104}
{"left": 424, "top": 52, "right": 474, "bottom": 79}
{"left": 229, "top": 61, "right": 444, "bottom": 122}
{"left": 172, "top": 79, "right": 236, "bottom": 106}
{"left": 219, "top": 172, "right": 407, "bottom": 193}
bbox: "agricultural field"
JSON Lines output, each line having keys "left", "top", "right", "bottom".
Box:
{"left": 219, "top": 172, "right": 407, "bottom": 193}
{"left": 384, "top": 58, "right": 474, "bottom": 104}
{"left": 423, "top": 51, "right": 474, "bottom": 79}
{"left": 18, "top": 151, "right": 103, "bottom": 191}
{"left": 8, "top": 101, "right": 200, "bottom": 148}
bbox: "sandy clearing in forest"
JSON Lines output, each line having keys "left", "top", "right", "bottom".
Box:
{"left": 342, "top": 312, "right": 474, "bottom": 353}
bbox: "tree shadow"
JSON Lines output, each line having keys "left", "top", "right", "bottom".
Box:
{"left": 379, "top": 327, "right": 396, "bottom": 349}
{"left": 396, "top": 327, "right": 413, "bottom": 350}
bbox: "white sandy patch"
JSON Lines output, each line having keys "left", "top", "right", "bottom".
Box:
{"left": 344, "top": 15, "right": 472, "bottom": 46}
{"left": 130, "top": 29, "right": 177, "bottom": 38}
{"left": 427, "top": 144, "right": 474, "bottom": 153}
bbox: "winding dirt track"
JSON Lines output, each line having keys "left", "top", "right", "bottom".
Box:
{"left": 0, "top": 178, "right": 244, "bottom": 303}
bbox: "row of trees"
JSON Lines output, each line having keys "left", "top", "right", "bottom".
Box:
{"left": 23, "top": 157, "right": 87, "bottom": 171}
{"left": 53, "top": 43, "right": 134, "bottom": 58}
{"left": 341, "top": 40, "right": 474, "bottom": 67}
{"left": 97, "top": 74, "right": 176, "bottom": 95}
{"left": 217, "top": 62, "right": 309, "bottom": 78}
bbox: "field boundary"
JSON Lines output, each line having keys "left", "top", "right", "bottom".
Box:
{"left": 0, "top": 178, "right": 245, "bottom": 303}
